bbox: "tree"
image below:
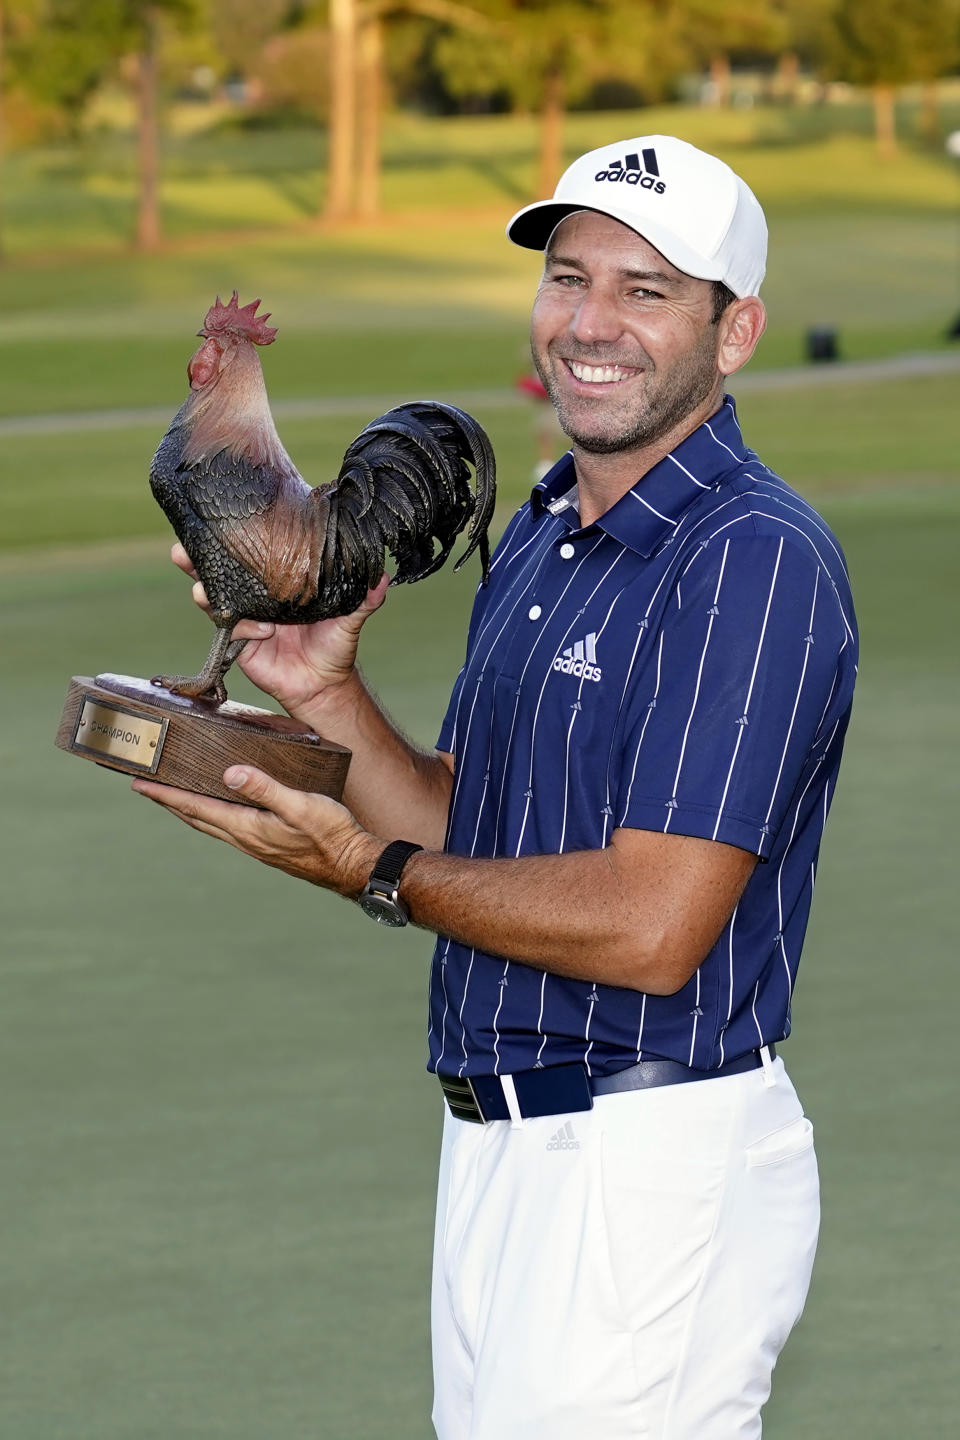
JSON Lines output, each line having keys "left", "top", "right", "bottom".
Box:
{"left": 827, "top": 0, "right": 960, "bottom": 156}
{"left": 435, "top": 1, "right": 690, "bottom": 200}
{"left": 128, "top": 2, "right": 199, "bottom": 249}
{"left": 208, "top": 0, "right": 291, "bottom": 91}
{"left": 673, "top": 0, "right": 787, "bottom": 107}
{"left": 12, "top": 1, "right": 198, "bottom": 248}
{"left": 325, "top": 0, "right": 491, "bottom": 222}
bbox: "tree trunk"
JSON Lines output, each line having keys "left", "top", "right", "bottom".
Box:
{"left": 919, "top": 79, "right": 939, "bottom": 142}
{"left": 774, "top": 49, "right": 798, "bottom": 106}
{"left": 327, "top": 0, "right": 357, "bottom": 220}
{"left": 873, "top": 84, "right": 896, "bottom": 160}
{"left": 135, "top": 7, "right": 161, "bottom": 252}
{"left": 708, "top": 52, "right": 730, "bottom": 108}
{"left": 538, "top": 61, "right": 564, "bottom": 200}
{"left": 0, "top": 0, "right": 5, "bottom": 264}
{"left": 356, "top": 15, "right": 383, "bottom": 219}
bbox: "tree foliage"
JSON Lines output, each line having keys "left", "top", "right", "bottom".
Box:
{"left": 826, "top": 0, "right": 960, "bottom": 88}
{"left": 12, "top": 0, "right": 197, "bottom": 122}
{"left": 207, "top": 0, "right": 293, "bottom": 78}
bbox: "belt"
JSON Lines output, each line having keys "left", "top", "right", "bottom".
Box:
{"left": 438, "top": 1046, "right": 776, "bottom": 1125}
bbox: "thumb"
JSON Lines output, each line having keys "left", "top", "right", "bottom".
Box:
{"left": 222, "top": 765, "right": 347, "bottom": 827}
{"left": 223, "top": 765, "right": 300, "bottom": 817}
{"left": 360, "top": 572, "right": 390, "bottom": 616}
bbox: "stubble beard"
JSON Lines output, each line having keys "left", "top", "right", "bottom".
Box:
{"left": 532, "top": 332, "right": 722, "bottom": 456}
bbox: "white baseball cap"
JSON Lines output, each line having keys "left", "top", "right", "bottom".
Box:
{"left": 507, "top": 135, "right": 767, "bottom": 297}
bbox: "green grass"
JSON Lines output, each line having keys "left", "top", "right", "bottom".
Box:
{"left": 2, "top": 480, "right": 958, "bottom": 1438}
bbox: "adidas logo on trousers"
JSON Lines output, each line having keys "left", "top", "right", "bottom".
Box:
{"left": 546, "top": 1120, "right": 581, "bottom": 1151}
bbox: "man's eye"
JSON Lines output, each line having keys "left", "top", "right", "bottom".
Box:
{"left": 553, "top": 273, "right": 585, "bottom": 287}
{"left": 633, "top": 288, "right": 663, "bottom": 300}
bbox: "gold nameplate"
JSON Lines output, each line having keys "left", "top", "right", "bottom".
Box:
{"left": 72, "top": 696, "right": 168, "bottom": 774}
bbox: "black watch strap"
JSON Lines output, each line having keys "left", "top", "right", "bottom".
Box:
{"left": 370, "top": 839, "right": 424, "bottom": 889}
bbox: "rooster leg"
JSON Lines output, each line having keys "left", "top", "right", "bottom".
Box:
{"left": 223, "top": 637, "right": 248, "bottom": 671}
{"left": 151, "top": 624, "right": 237, "bottom": 704}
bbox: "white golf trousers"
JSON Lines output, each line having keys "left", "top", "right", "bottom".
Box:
{"left": 431, "top": 1056, "right": 819, "bottom": 1440}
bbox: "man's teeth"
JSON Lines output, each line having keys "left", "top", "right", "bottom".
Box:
{"left": 568, "top": 361, "right": 637, "bottom": 383}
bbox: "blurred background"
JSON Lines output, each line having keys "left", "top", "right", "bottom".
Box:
{"left": 1, "top": 2, "right": 958, "bottom": 1436}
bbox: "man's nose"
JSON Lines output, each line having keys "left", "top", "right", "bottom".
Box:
{"left": 568, "top": 287, "right": 624, "bottom": 344}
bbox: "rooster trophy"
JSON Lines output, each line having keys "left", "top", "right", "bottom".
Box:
{"left": 149, "top": 293, "right": 496, "bottom": 704}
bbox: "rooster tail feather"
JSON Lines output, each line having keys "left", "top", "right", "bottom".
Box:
{"left": 329, "top": 402, "right": 496, "bottom": 595}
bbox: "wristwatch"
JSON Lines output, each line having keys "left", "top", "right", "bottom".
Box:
{"left": 357, "top": 840, "right": 424, "bottom": 927}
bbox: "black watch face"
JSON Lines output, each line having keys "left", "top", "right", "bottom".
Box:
{"left": 358, "top": 891, "right": 408, "bottom": 927}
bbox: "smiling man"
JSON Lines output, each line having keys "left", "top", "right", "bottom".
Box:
{"left": 136, "top": 136, "right": 858, "bottom": 1438}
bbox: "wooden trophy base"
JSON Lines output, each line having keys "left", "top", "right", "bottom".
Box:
{"left": 55, "top": 674, "right": 351, "bottom": 807}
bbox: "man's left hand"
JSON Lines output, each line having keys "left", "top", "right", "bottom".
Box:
{"left": 131, "top": 767, "right": 383, "bottom": 894}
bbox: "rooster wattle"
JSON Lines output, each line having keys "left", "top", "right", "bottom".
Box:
{"left": 149, "top": 292, "right": 496, "bottom": 703}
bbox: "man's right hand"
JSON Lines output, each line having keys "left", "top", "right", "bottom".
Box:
{"left": 170, "top": 543, "right": 389, "bottom": 718}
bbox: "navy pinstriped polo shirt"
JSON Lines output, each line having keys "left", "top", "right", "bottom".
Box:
{"left": 428, "top": 396, "right": 857, "bottom": 1078}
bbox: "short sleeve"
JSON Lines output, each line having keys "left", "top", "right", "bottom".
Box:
{"left": 437, "top": 664, "right": 466, "bottom": 753}
{"left": 615, "top": 534, "right": 851, "bottom": 857}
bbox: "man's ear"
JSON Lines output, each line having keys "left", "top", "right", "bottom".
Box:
{"left": 717, "top": 297, "right": 767, "bottom": 377}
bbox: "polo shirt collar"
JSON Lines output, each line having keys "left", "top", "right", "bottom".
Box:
{"left": 530, "top": 395, "right": 749, "bottom": 558}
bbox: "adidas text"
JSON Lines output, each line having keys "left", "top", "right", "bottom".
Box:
{"left": 554, "top": 656, "right": 602, "bottom": 682}
{"left": 595, "top": 169, "right": 665, "bottom": 193}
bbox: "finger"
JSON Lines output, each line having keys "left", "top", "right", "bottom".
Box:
{"left": 229, "top": 618, "right": 275, "bottom": 641}
{"left": 171, "top": 542, "right": 198, "bottom": 579}
{"left": 132, "top": 777, "right": 271, "bottom": 838}
{"left": 342, "top": 574, "right": 389, "bottom": 634}
{"left": 192, "top": 579, "right": 210, "bottom": 610}
{"left": 364, "top": 573, "right": 390, "bottom": 610}
{"left": 221, "top": 766, "right": 347, "bottom": 830}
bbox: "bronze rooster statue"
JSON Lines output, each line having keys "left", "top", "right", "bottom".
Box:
{"left": 149, "top": 293, "right": 496, "bottom": 703}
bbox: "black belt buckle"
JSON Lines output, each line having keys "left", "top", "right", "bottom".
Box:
{"left": 437, "top": 1074, "right": 485, "bottom": 1123}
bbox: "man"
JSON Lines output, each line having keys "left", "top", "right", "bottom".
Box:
{"left": 136, "top": 135, "right": 858, "bottom": 1438}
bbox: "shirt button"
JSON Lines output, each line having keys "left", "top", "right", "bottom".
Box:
{"left": 559, "top": 543, "right": 575, "bottom": 559}
{"left": 528, "top": 605, "right": 542, "bottom": 620}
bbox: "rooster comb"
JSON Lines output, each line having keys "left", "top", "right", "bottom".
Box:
{"left": 200, "top": 291, "right": 278, "bottom": 345}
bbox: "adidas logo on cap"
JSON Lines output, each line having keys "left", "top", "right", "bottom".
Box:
{"left": 594, "top": 147, "right": 666, "bottom": 194}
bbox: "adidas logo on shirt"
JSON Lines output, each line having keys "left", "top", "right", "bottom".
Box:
{"left": 553, "top": 633, "right": 602, "bottom": 683}
{"left": 594, "top": 147, "right": 666, "bottom": 193}
{"left": 546, "top": 1120, "right": 581, "bottom": 1152}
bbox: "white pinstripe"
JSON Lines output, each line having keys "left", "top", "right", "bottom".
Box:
{"left": 619, "top": 629, "right": 666, "bottom": 825}
{"left": 688, "top": 971, "right": 702, "bottom": 1064}
{"left": 628, "top": 489, "right": 677, "bottom": 523}
{"left": 456, "top": 952, "right": 476, "bottom": 1078}
{"left": 667, "top": 450, "right": 713, "bottom": 488}
{"left": 702, "top": 414, "right": 743, "bottom": 463}
{"left": 718, "top": 902, "right": 740, "bottom": 1066}
{"left": 711, "top": 538, "right": 784, "bottom": 841}
{"left": 635, "top": 992, "right": 647, "bottom": 1061}
{"left": 492, "top": 962, "right": 510, "bottom": 1075}
{"left": 762, "top": 568, "right": 821, "bottom": 835}
{"left": 534, "top": 972, "right": 548, "bottom": 1067}
{"left": 664, "top": 538, "right": 732, "bottom": 832}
